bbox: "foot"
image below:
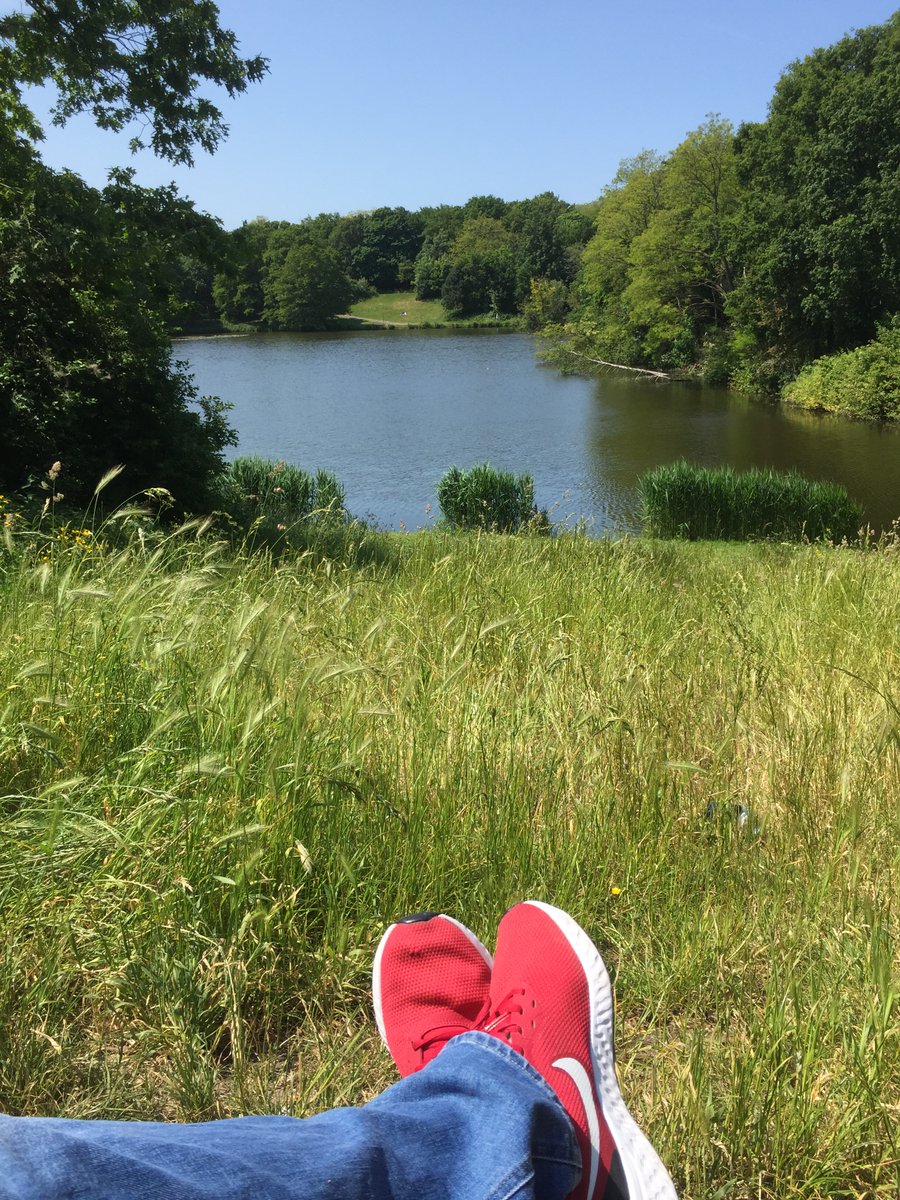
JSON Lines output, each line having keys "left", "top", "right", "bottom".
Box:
{"left": 372, "top": 911, "right": 492, "bottom": 1076}
{"left": 481, "top": 901, "right": 677, "bottom": 1200}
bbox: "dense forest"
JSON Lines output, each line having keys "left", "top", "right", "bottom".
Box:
{"left": 198, "top": 194, "right": 594, "bottom": 332}
{"left": 2, "top": 4, "right": 898, "bottom": 511}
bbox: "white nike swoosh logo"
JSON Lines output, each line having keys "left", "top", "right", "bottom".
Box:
{"left": 553, "top": 1055, "right": 600, "bottom": 1198}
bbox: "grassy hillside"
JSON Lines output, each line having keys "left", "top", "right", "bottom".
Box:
{"left": 347, "top": 290, "right": 518, "bottom": 328}
{"left": 1, "top": 521, "right": 898, "bottom": 1198}
{"left": 349, "top": 290, "right": 447, "bottom": 325}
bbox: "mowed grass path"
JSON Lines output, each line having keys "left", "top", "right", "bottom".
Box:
{"left": 1, "top": 526, "right": 898, "bottom": 1198}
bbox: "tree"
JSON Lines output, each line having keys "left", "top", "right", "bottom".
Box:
{"left": 521, "top": 278, "right": 570, "bottom": 331}
{"left": 730, "top": 13, "right": 900, "bottom": 368}
{"left": 570, "top": 121, "right": 741, "bottom": 369}
{"left": 579, "top": 151, "right": 666, "bottom": 309}
{"left": 263, "top": 239, "right": 353, "bottom": 331}
{"left": 212, "top": 219, "right": 278, "bottom": 326}
{"left": 461, "top": 194, "right": 509, "bottom": 222}
{"left": 570, "top": 151, "right": 667, "bottom": 364}
{"left": 0, "top": 2, "right": 267, "bottom": 507}
{"left": 441, "top": 216, "right": 516, "bottom": 317}
{"left": 414, "top": 246, "right": 451, "bottom": 300}
{"left": 624, "top": 117, "right": 739, "bottom": 364}
{"left": 330, "top": 207, "right": 423, "bottom": 291}
{"left": 506, "top": 192, "right": 573, "bottom": 301}
{"left": 441, "top": 256, "right": 515, "bottom": 318}
{"left": 418, "top": 204, "right": 464, "bottom": 245}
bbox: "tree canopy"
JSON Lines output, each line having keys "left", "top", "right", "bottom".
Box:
{"left": 0, "top": 2, "right": 267, "bottom": 507}
{"left": 549, "top": 12, "right": 900, "bottom": 396}
{"left": 729, "top": 12, "right": 900, "bottom": 368}
{"left": 0, "top": 0, "right": 267, "bottom": 164}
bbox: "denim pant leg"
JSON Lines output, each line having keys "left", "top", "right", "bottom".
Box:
{"left": 0, "top": 1033, "right": 581, "bottom": 1200}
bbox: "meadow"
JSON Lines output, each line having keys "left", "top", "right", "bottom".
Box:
{"left": 1, "top": 516, "right": 898, "bottom": 1199}
{"left": 348, "top": 290, "right": 447, "bottom": 325}
{"left": 347, "top": 290, "right": 519, "bottom": 328}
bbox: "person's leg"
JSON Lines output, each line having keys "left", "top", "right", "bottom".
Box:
{"left": 0, "top": 904, "right": 677, "bottom": 1200}
{"left": 0, "top": 1034, "right": 579, "bottom": 1200}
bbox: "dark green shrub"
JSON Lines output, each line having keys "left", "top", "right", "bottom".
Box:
{"left": 0, "top": 149, "right": 236, "bottom": 513}
{"left": 639, "top": 462, "right": 863, "bottom": 542}
{"left": 437, "top": 463, "right": 545, "bottom": 532}
{"left": 217, "top": 456, "right": 347, "bottom": 527}
{"left": 701, "top": 329, "right": 742, "bottom": 387}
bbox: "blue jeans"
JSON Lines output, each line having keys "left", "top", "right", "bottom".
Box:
{"left": 0, "top": 1033, "right": 581, "bottom": 1200}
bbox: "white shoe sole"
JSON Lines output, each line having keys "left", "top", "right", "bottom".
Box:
{"left": 372, "top": 913, "right": 493, "bottom": 1048}
{"left": 524, "top": 901, "right": 678, "bottom": 1200}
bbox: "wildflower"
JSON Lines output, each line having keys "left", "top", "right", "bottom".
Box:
{"left": 144, "top": 487, "right": 174, "bottom": 509}
{"left": 273, "top": 486, "right": 284, "bottom": 494}
{"left": 610, "top": 886, "right": 622, "bottom": 896}
{"left": 277, "top": 523, "right": 286, "bottom": 531}
{"left": 48, "top": 461, "right": 62, "bottom": 481}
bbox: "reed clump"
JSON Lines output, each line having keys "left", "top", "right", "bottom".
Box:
{"left": 437, "top": 462, "right": 546, "bottom": 532}
{"left": 639, "top": 461, "right": 863, "bottom": 542}
{"left": 218, "top": 456, "right": 347, "bottom": 528}
{"left": 0, "top": 512, "right": 898, "bottom": 1198}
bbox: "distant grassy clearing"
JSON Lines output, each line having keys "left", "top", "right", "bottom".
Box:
{"left": 348, "top": 291, "right": 446, "bottom": 325}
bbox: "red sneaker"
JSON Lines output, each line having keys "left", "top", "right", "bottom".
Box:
{"left": 372, "top": 911, "right": 492, "bottom": 1077}
{"left": 482, "top": 901, "right": 677, "bottom": 1200}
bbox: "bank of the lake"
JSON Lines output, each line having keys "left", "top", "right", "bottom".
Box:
{"left": 177, "top": 329, "right": 900, "bottom": 533}
{"left": 2, "top": 524, "right": 898, "bottom": 1198}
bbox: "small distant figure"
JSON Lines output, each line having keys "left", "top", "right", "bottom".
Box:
{"left": 400, "top": 310, "right": 407, "bottom": 317}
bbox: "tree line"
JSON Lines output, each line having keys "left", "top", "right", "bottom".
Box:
{"left": 556, "top": 11, "right": 900, "bottom": 396}
{"left": 186, "top": 193, "right": 595, "bottom": 332}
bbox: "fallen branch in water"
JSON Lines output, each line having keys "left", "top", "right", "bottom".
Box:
{"left": 561, "top": 347, "right": 671, "bottom": 379}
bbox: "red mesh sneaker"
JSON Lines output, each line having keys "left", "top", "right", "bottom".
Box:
{"left": 372, "top": 911, "right": 492, "bottom": 1077}
{"left": 481, "top": 901, "right": 677, "bottom": 1200}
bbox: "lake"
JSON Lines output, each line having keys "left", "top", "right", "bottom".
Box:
{"left": 176, "top": 330, "right": 900, "bottom": 534}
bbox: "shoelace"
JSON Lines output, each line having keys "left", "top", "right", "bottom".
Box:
{"left": 478, "top": 988, "right": 526, "bottom": 1052}
{"left": 411, "top": 1021, "right": 477, "bottom": 1062}
{"left": 412, "top": 988, "right": 528, "bottom": 1062}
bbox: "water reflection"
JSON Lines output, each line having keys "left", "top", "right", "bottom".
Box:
{"left": 586, "top": 378, "right": 900, "bottom": 532}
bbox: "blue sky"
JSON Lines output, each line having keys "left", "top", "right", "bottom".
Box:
{"left": 21, "top": 0, "right": 900, "bottom": 228}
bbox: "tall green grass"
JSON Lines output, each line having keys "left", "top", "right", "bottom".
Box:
{"left": 0, "top": 518, "right": 898, "bottom": 1197}
{"left": 639, "top": 461, "right": 863, "bottom": 542}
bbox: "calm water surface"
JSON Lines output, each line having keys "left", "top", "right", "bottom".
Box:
{"left": 177, "top": 330, "right": 900, "bottom": 534}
